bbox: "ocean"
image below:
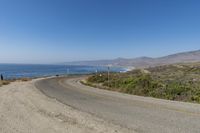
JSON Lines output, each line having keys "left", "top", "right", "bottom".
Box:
{"left": 0, "top": 64, "right": 126, "bottom": 79}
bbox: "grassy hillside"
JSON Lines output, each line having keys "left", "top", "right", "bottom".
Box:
{"left": 86, "top": 62, "right": 200, "bottom": 103}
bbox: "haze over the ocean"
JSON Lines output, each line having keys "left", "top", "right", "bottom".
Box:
{"left": 1, "top": 0, "right": 200, "bottom": 64}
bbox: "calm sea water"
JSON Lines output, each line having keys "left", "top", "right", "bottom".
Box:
{"left": 0, "top": 64, "right": 126, "bottom": 79}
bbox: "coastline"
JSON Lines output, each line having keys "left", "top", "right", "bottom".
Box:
{"left": 0, "top": 64, "right": 124, "bottom": 80}
{"left": 123, "top": 66, "right": 135, "bottom": 72}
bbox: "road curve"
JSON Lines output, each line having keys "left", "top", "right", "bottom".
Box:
{"left": 35, "top": 76, "right": 200, "bottom": 133}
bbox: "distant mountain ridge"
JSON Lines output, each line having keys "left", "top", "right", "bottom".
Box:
{"left": 65, "top": 50, "right": 200, "bottom": 68}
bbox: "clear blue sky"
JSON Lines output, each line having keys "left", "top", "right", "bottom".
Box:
{"left": 0, "top": 0, "right": 200, "bottom": 64}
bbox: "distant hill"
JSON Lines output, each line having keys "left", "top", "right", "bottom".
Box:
{"left": 64, "top": 50, "right": 200, "bottom": 68}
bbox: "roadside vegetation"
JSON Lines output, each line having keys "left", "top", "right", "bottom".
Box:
{"left": 0, "top": 80, "right": 10, "bottom": 87}
{"left": 0, "top": 78, "right": 32, "bottom": 87}
{"left": 85, "top": 62, "right": 200, "bottom": 103}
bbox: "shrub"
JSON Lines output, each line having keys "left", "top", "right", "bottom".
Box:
{"left": 85, "top": 63, "right": 200, "bottom": 103}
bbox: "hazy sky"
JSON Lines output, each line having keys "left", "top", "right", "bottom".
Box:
{"left": 1, "top": 0, "right": 200, "bottom": 64}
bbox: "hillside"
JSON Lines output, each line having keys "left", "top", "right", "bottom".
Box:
{"left": 65, "top": 50, "right": 200, "bottom": 68}
{"left": 85, "top": 62, "right": 200, "bottom": 103}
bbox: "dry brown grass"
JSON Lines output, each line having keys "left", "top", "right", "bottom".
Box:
{"left": 19, "top": 78, "right": 32, "bottom": 82}
{"left": 0, "top": 77, "right": 32, "bottom": 87}
{"left": 0, "top": 80, "right": 10, "bottom": 86}
{"left": 2, "top": 81, "right": 10, "bottom": 85}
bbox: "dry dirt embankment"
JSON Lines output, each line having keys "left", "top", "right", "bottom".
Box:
{"left": 0, "top": 78, "right": 130, "bottom": 133}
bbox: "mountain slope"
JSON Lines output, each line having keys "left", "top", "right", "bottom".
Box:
{"left": 65, "top": 50, "right": 200, "bottom": 68}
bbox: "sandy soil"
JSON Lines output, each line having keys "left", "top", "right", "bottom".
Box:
{"left": 0, "top": 78, "right": 132, "bottom": 133}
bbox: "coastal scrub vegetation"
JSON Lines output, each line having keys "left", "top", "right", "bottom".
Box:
{"left": 86, "top": 62, "right": 200, "bottom": 103}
